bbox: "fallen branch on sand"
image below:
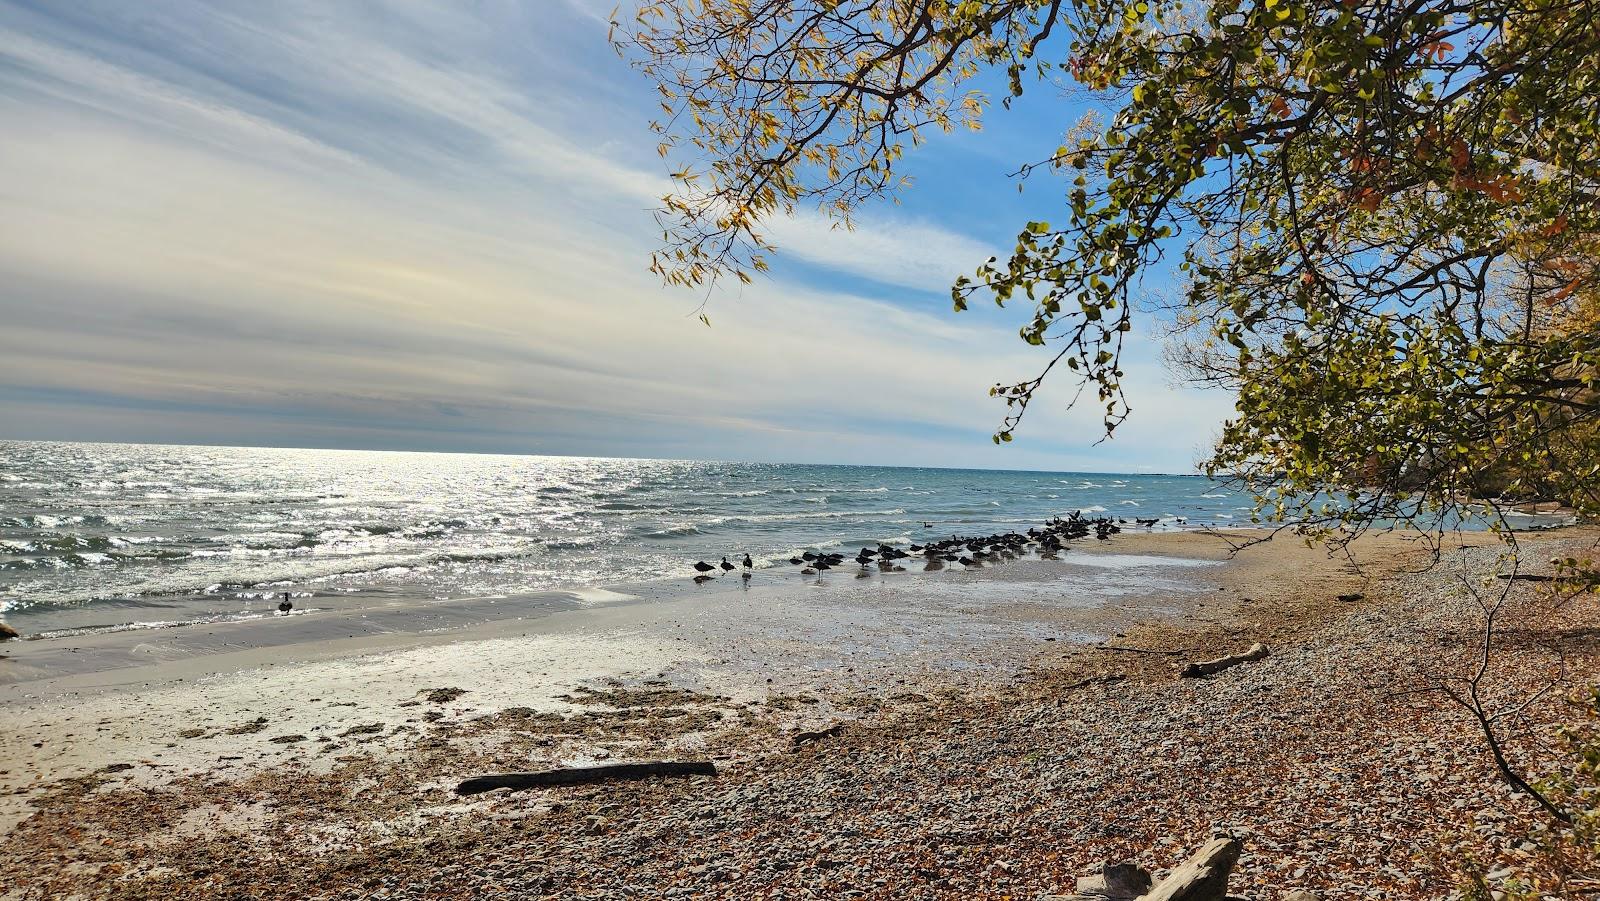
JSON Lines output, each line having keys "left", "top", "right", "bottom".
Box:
{"left": 1094, "top": 644, "right": 1189, "bottom": 656}
{"left": 1063, "top": 673, "right": 1128, "bottom": 691}
{"left": 1180, "top": 643, "right": 1269, "bottom": 679}
{"left": 792, "top": 724, "right": 844, "bottom": 747}
{"left": 455, "top": 761, "right": 717, "bottom": 795}
{"left": 1495, "top": 573, "right": 1573, "bottom": 582}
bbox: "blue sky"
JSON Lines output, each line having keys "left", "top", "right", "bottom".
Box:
{"left": 0, "top": 0, "right": 1233, "bottom": 471}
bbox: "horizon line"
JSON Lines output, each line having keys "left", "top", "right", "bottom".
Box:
{"left": 0, "top": 436, "right": 1206, "bottom": 478}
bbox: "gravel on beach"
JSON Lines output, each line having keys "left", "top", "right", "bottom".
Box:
{"left": 3, "top": 530, "right": 1596, "bottom": 900}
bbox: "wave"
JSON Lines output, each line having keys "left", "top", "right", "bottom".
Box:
{"left": 636, "top": 524, "right": 703, "bottom": 539}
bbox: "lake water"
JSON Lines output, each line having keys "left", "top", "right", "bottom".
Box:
{"left": 0, "top": 441, "right": 1257, "bottom": 635}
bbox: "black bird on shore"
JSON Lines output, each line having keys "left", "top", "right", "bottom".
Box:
{"left": 742, "top": 553, "right": 753, "bottom": 571}
{"left": 693, "top": 561, "right": 715, "bottom": 575}
{"left": 278, "top": 592, "right": 293, "bottom": 614}
{"left": 789, "top": 556, "right": 804, "bottom": 565}
{"left": 720, "top": 556, "right": 735, "bottom": 572}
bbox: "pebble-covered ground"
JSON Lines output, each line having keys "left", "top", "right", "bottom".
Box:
{"left": 3, "top": 531, "right": 1595, "bottom": 899}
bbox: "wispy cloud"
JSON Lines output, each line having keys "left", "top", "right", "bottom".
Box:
{"left": 0, "top": 0, "right": 1229, "bottom": 470}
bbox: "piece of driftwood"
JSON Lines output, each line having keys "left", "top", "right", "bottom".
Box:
{"left": 1096, "top": 644, "right": 1189, "bottom": 656}
{"left": 792, "top": 723, "right": 844, "bottom": 747}
{"left": 1064, "top": 861, "right": 1152, "bottom": 899}
{"left": 1142, "top": 836, "right": 1242, "bottom": 901}
{"left": 1050, "top": 837, "right": 1243, "bottom": 901}
{"left": 455, "top": 760, "right": 716, "bottom": 795}
{"left": 1064, "top": 673, "right": 1128, "bottom": 691}
{"left": 1495, "top": 572, "right": 1571, "bottom": 582}
{"left": 1180, "top": 643, "right": 1269, "bottom": 678}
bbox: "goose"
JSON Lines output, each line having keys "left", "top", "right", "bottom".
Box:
{"left": 720, "top": 556, "right": 735, "bottom": 572}
{"left": 742, "top": 553, "right": 753, "bottom": 571}
{"left": 693, "top": 561, "right": 715, "bottom": 574}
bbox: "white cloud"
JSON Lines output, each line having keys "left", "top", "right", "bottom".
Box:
{"left": 0, "top": 0, "right": 1227, "bottom": 471}
{"left": 762, "top": 211, "right": 999, "bottom": 294}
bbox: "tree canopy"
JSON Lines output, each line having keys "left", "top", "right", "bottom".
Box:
{"left": 619, "top": 0, "right": 1600, "bottom": 538}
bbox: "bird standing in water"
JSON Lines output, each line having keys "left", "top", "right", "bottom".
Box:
{"left": 693, "top": 561, "right": 715, "bottom": 576}
{"left": 278, "top": 592, "right": 293, "bottom": 614}
{"left": 720, "top": 556, "right": 735, "bottom": 573}
{"left": 741, "top": 553, "right": 753, "bottom": 579}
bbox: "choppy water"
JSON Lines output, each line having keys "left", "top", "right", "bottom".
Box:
{"left": 0, "top": 441, "right": 1257, "bottom": 635}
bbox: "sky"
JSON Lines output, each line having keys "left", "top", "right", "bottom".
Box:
{"left": 0, "top": 0, "right": 1235, "bottom": 472}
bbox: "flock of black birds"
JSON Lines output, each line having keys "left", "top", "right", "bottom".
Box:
{"left": 688, "top": 511, "right": 1181, "bottom": 582}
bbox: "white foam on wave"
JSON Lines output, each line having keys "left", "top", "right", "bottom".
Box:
{"left": 567, "top": 587, "right": 637, "bottom": 606}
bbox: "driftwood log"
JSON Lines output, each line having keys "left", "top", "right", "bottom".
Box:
{"left": 1063, "top": 861, "right": 1152, "bottom": 899}
{"left": 1143, "top": 837, "right": 1241, "bottom": 901}
{"left": 1064, "top": 673, "right": 1129, "bottom": 691}
{"left": 792, "top": 723, "right": 844, "bottom": 747}
{"left": 1180, "top": 643, "right": 1269, "bottom": 678}
{"left": 455, "top": 760, "right": 716, "bottom": 795}
{"left": 1096, "top": 644, "right": 1189, "bottom": 656}
{"left": 1050, "top": 836, "right": 1244, "bottom": 901}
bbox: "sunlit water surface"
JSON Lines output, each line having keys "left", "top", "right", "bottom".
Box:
{"left": 2, "top": 441, "right": 1259, "bottom": 635}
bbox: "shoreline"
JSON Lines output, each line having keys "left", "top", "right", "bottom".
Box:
{"left": 3, "top": 525, "right": 1591, "bottom": 899}
{"left": 0, "top": 528, "right": 1260, "bottom": 693}
{"left": 0, "top": 530, "right": 1253, "bottom": 833}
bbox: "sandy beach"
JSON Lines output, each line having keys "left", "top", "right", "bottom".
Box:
{"left": 3, "top": 526, "right": 1594, "bottom": 899}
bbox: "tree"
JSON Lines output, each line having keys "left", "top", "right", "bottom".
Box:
{"left": 620, "top": 0, "right": 1600, "bottom": 842}
{"left": 620, "top": 0, "right": 1600, "bottom": 540}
